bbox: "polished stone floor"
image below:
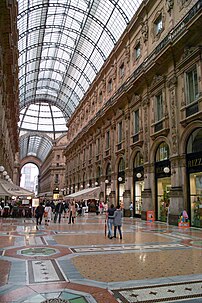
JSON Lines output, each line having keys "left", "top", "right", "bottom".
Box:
{"left": 0, "top": 213, "right": 202, "bottom": 303}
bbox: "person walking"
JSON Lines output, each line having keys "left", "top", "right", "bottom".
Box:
{"left": 107, "top": 203, "right": 116, "bottom": 239}
{"left": 35, "top": 202, "right": 44, "bottom": 225}
{"left": 129, "top": 202, "right": 133, "bottom": 218}
{"left": 44, "top": 202, "right": 52, "bottom": 226}
{"left": 68, "top": 200, "right": 76, "bottom": 224}
{"left": 54, "top": 200, "right": 65, "bottom": 223}
{"left": 114, "top": 204, "right": 123, "bottom": 240}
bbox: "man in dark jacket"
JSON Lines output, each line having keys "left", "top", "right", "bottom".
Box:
{"left": 35, "top": 202, "right": 44, "bottom": 225}
{"left": 107, "top": 204, "right": 116, "bottom": 239}
{"left": 54, "top": 200, "right": 65, "bottom": 223}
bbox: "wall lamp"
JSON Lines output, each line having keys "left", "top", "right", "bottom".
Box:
{"left": 136, "top": 173, "right": 142, "bottom": 178}
{"left": 105, "top": 179, "right": 109, "bottom": 184}
{"left": 0, "top": 166, "right": 5, "bottom": 173}
{"left": 118, "top": 177, "right": 123, "bottom": 182}
{"left": 95, "top": 182, "right": 98, "bottom": 186}
{"left": 163, "top": 167, "right": 170, "bottom": 174}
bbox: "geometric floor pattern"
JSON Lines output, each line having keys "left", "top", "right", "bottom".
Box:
{"left": 113, "top": 281, "right": 202, "bottom": 302}
{"left": 0, "top": 213, "right": 202, "bottom": 303}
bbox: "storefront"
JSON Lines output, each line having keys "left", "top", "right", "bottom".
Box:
{"left": 133, "top": 151, "right": 144, "bottom": 217}
{"left": 155, "top": 142, "right": 171, "bottom": 222}
{"left": 186, "top": 128, "right": 202, "bottom": 227}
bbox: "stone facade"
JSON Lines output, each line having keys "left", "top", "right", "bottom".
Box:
{"left": 64, "top": 0, "right": 202, "bottom": 226}
{"left": 39, "top": 134, "right": 67, "bottom": 199}
{"left": 0, "top": 0, "right": 19, "bottom": 182}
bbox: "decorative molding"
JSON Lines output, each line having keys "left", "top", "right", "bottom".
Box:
{"left": 178, "top": 0, "right": 192, "bottom": 11}
{"left": 166, "top": 0, "right": 174, "bottom": 13}
{"left": 141, "top": 19, "right": 149, "bottom": 42}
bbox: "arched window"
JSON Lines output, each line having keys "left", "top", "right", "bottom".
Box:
{"left": 187, "top": 128, "right": 202, "bottom": 154}
{"left": 133, "top": 151, "right": 144, "bottom": 168}
{"left": 118, "top": 158, "right": 125, "bottom": 173}
{"left": 156, "top": 142, "right": 169, "bottom": 162}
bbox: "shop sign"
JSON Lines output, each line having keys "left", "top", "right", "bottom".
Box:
{"left": 187, "top": 157, "right": 202, "bottom": 168}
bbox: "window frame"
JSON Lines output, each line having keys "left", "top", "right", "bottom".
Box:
{"left": 185, "top": 65, "right": 199, "bottom": 105}
{"left": 155, "top": 91, "right": 164, "bottom": 123}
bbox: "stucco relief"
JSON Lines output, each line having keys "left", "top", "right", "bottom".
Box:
{"left": 125, "top": 42, "right": 130, "bottom": 63}
{"left": 141, "top": 19, "right": 149, "bottom": 42}
{"left": 166, "top": 0, "right": 174, "bottom": 13}
{"left": 178, "top": 0, "right": 192, "bottom": 10}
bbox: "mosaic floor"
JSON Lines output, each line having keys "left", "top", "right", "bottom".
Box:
{"left": 0, "top": 214, "right": 202, "bottom": 303}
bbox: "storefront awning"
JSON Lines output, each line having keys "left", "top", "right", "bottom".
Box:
{"left": 65, "top": 187, "right": 101, "bottom": 200}
{"left": 0, "top": 178, "right": 34, "bottom": 197}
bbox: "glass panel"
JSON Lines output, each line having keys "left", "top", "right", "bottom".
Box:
{"left": 187, "top": 128, "right": 202, "bottom": 154}
{"left": 155, "top": 92, "right": 163, "bottom": 122}
{"left": 118, "top": 121, "right": 122, "bottom": 143}
{"left": 17, "top": 0, "right": 144, "bottom": 159}
{"left": 190, "top": 172, "right": 202, "bottom": 227}
{"left": 134, "top": 180, "right": 144, "bottom": 215}
{"left": 156, "top": 142, "right": 169, "bottom": 161}
{"left": 186, "top": 67, "right": 198, "bottom": 104}
{"left": 157, "top": 177, "right": 171, "bottom": 221}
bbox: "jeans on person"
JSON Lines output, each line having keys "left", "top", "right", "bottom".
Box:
{"left": 114, "top": 225, "right": 122, "bottom": 239}
{"left": 107, "top": 218, "right": 114, "bottom": 238}
{"left": 68, "top": 211, "right": 75, "bottom": 224}
{"left": 36, "top": 214, "right": 43, "bottom": 225}
{"left": 54, "top": 212, "right": 62, "bottom": 223}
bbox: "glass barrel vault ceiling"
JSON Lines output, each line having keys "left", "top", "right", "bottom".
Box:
{"left": 17, "top": 0, "right": 143, "bottom": 161}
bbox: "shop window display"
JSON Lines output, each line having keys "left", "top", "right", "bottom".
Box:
{"left": 190, "top": 173, "right": 202, "bottom": 227}
{"left": 157, "top": 178, "right": 170, "bottom": 221}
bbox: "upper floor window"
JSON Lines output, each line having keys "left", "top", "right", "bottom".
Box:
{"left": 155, "top": 92, "right": 163, "bottom": 122}
{"left": 118, "top": 121, "right": 122, "bottom": 143}
{"left": 155, "top": 14, "right": 163, "bottom": 35}
{"left": 108, "top": 78, "right": 113, "bottom": 93}
{"left": 133, "top": 109, "right": 139, "bottom": 134}
{"left": 89, "top": 144, "right": 92, "bottom": 159}
{"left": 83, "top": 148, "right": 86, "bottom": 161}
{"left": 119, "top": 63, "right": 125, "bottom": 79}
{"left": 135, "top": 43, "right": 141, "bottom": 60}
{"left": 99, "top": 91, "right": 103, "bottom": 103}
{"left": 106, "top": 130, "right": 110, "bottom": 150}
{"left": 97, "top": 138, "right": 100, "bottom": 154}
{"left": 55, "top": 174, "right": 59, "bottom": 183}
{"left": 186, "top": 66, "right": 199, "bottom": 104}
{"left": 56, "top": 154, "right": 60, "bottom": 160}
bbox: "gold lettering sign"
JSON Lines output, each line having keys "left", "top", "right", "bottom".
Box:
{"left": 156, "top": 167, "right": 164, "bottom": 174}
{"left": 188, "top": 158, "right": 202, "bottom": 168}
